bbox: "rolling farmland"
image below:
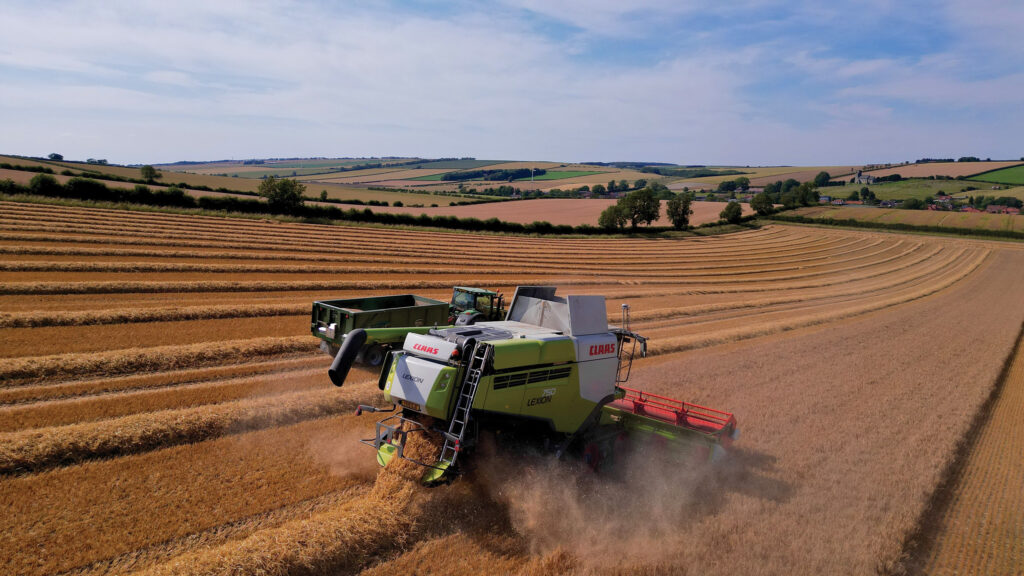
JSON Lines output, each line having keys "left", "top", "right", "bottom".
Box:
{"left": 364, "top": 198, "right": 754, "bottom": 227}
{"left": 792, "top": 205, "right": 1023, "bottom": 233}
{"left": 859, "top": 161, "right": 1024, "bottom": 180}
{"left": 2, "top": 199, "right": 1023, "bottom": 575}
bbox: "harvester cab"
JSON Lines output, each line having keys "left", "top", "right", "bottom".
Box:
{"left": 331, "top": 286, "right": 738, "bottom": 485}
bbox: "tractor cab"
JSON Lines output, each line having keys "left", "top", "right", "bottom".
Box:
{"left": 449, "top": 286, "right": 505, "bottom": 323}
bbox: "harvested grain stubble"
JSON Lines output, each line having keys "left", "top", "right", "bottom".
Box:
{"left": 132, "top": 424, "right": 443, "bottom": 576}
{"left": 0, "top": 383, "right": 378, "bottom": 474}
{"left": 0, "top": 416, "right": 373, "bottom": 576}
{"left": 0, "top": 336, "right": 315, "bottom": 385}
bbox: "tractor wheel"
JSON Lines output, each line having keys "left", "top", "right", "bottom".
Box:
{"left": 360, "top": 344, "right": 386, "bottom": 367}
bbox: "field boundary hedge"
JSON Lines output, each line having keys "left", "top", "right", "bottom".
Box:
{"left": 0, "top": 178, "right": 756, "bottom": 236}
{"left": 766, "top": 213, "right": 1024, "bottom": 241}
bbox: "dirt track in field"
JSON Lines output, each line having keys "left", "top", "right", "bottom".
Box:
{"left": 1, "top": 199, "right": 1022, "bottom": 575}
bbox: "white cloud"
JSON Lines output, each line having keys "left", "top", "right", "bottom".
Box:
{"left": 0, "top": 0, "right": 1020, "bottom": 164}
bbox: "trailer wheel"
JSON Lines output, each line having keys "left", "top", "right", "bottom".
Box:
{"left": 360, "top": 344, "right": 386, "bottom": 367}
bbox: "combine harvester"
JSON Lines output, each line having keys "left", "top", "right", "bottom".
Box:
{"left": 328, "top": 286, "right": 738, "bottom": 485}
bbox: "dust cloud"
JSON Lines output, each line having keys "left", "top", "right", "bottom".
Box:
{"left": 473, "top": 437, "right": 721, "bottom": 569}
{"left": 307, "top": 425, "right": 380, "bottom": 481}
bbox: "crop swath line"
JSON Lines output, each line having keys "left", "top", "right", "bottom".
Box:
{"left": 56, "top": 488, "right": 370, "bottom": 576}
{"left": 0, "top": 384, "right": 378, "bottom": 475}
{"left": 0, "top": 356, "right": 327, "bottom": 406}
{"left": 0, "top": 366, "right": 330, "bottom": 432}
{"left": 628, "top": 246, "right": 973, "bottom": 328}
{"left": 647, "top": 249, "right": 989, "bottom": 356}
{"left": 0, "top": 336, "right": 317, "bottom": 386}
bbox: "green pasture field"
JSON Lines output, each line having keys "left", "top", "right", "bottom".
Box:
{"left": 514, "top": 170, "right": 604, "bottom": 181}
{"left": 408, "top": 173, "right": 449, "bottom": 181}
{"left": 839, "top": 178, "right": 997, "bottom": 201}
{"left": 972, "top": 165, "right": 1024, "bottom": 186}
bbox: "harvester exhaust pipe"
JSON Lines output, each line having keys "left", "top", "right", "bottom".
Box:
{"left": 329, "top": 329, "right": 367, "bottom": 387}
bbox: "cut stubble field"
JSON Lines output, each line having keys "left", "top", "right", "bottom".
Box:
{"left": 364, "top": 198, "right": 754, "bottom": 227}
{"left": 1, "top": 199, "right": 1023, "bottom": 575}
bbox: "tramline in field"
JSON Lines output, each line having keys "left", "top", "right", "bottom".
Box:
{"left": 328, "top": 286, "right": 738, "bottom": 485}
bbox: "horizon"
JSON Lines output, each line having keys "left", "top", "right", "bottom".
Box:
{"left": 2, "top": 1, "right": 1021, "bottom": 165}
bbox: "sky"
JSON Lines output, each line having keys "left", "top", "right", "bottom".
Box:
{"left": 1, "top": 0, "right": 1021, "bottom": 165}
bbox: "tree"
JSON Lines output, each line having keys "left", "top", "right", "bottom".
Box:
{"left": 618, "top": 179, "right": 629, "bottom": 191}
{"left": 666, "top": 193, "right": 693, "bottom": 229}
{"left": 621, "top": 188, "right": 661, "bottom": 228}
{"left": 140, "top": 165, "right": 160, "bottom": 181}
{"left": 598, "top": 204, "right": 627, "bottom": 230}
{"left": 48, "top": 153, "right": 63, "bottom": 161}
{"left": 258, "top": 176, "right": 306, "bottom": 213}
{"left": 734, "top": 176, "right": 750, "bottom": 191}
{"left": 319, "top": 190, "right": 328, "bottom": 201}
{"left": 813, "top": 171, "right": 832, "bottom": 188}
{"left": 591, "top": 183, "right": 607, "bottom": 195}
{"left": 750, "top": 192, "right": 774, "bottom": 215}
{"left": 29, "top": 173, "right": 61, "bottom": 196}
{"left": 717, "top": 180, "right": 737, "bottom": 193}
{"left": 720, "top": 201, "right": 743, "bottom": 223}
{"left": 796, "top": 182, "right": 818, "bottom": 206}
{"left": 607, "top": 180, "right": 618, "bottom": 192}
{"left": 847, "top": 190, "right": 861, "bottom": 201}
{"left": 633, "top": 179, "right": 647, "bottom": 190}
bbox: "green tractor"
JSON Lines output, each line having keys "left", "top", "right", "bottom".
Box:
{"left": 312, "top": 286, "right": 505, "bottom": 366}
{"left": 328, "top": 286, "right": 738, "bottom": 485}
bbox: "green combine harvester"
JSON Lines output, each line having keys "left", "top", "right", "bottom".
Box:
{"left": 328, "top": 286, "right": 738, "bottom": 485}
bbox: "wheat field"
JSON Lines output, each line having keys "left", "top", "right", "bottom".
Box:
{"left": 1, "top": 199, "right": 1022, "bottom": 575}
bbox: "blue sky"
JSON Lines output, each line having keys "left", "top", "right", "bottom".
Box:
{"left": 1, "top": 0, "right": 1020, "bottom": 165}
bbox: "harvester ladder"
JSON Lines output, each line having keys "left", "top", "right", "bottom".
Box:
{"left": 440, "top": 342, "right": 488, "bottom": 467}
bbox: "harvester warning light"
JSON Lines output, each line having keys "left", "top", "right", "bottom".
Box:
{"left": 589, "top": 343, "right": 615, "bottom": 356}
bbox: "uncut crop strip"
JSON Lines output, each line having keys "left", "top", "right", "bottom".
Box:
{"left": 1, "top": 200, "right": 790, "bottom": 246}
{"left": 628, "top": 244, "right": 978, "bottom": 325}
{"left": 0, "top": 416, "right": 373, "bottom": 576}
{"left": 0, "top": 242, "right": 935, "bottom": 330}
{"left": 0, "top": 356, "right": 326, "bottom": 405}
{"left": 918, "top": 328, "right": 1024, "bottom": 575}
{"left": 0, "top": 218, "right": 839, "bottom": 259}
{"left": 0, "top": 236, "right": 887, "bottom": 275}
{"left": 0, "top": 240, "right": 909, "bottom": 282}
{"left": 0, "top": 233, "right": 880, "bottom": 270}
{"left": 64, "top": 488, "right": 369, "bottom": 576}
{"left": 0, "top": 225, "right": 836, "bottom": 264}
{"left": 0, "top": 383, "right": 377, "bottom": 474}
{"left": 0, "top": 336, "right": 315, "bottom": 386}
{"left": 638, "top": 246, "right": 974, "bottom": 335}
{"left": 129, "top": 430, "right": 441, "bottom": 576}
{"left": 0, "top": 202, "right": 823, "bottom": 253}
{"left": 0, "top": 365, "right": 327, "bottom": 432}
{"left": 644, "top": 248, "right": 988, "bottom": 356}
{"left": 0, "top": 243, "right": 947, "bottom": 296}
{"left": 0, "top": 315, "right": 308, "bottom": 358}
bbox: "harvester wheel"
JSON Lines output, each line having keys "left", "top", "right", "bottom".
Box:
{"left": 360, "top": 344, "right": 386, "bottom": 367}
{"left": 582, "top": 442, "right": 602, "bottom": 471}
